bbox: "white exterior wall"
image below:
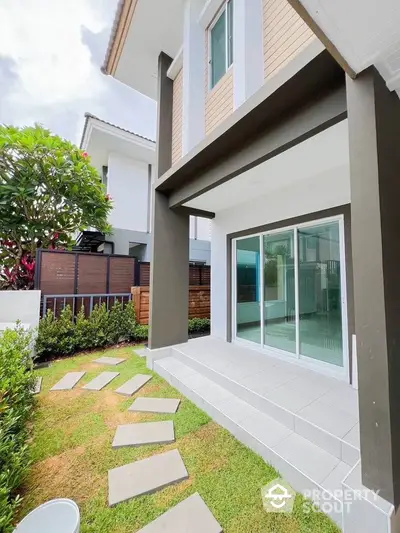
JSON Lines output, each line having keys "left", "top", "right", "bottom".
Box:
{"left": 107, "top": 152, "right": 150, "bottom": 233}
{"left": 211, "top": 166, "right": 351, "bottom": 339}
{"left": 0, "top": 291, "right": 41, "bottom": 330}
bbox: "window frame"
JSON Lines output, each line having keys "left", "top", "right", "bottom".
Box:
{"left": 208, "top": 0, "right": 233, "bottom": 91}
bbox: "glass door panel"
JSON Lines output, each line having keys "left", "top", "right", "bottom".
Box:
{"left": 236, "top": 237, "right": 261, "bottom": 343}
{"left": 298, "top": 221, "right": 343, "bottom": 366}
{"left": 263, "top": 231, "right": 296, "bottom": 353}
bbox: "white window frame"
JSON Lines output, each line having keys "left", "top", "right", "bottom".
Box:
{"left": 208, "top": 0, "right": 233, "bottom": 90}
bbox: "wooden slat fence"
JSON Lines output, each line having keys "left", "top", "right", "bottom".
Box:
{"left": 132, "top": 285, "right": 210, "bottom": 325}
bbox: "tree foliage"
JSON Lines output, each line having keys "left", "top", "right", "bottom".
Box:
{"left": 0, "top": 124, "right": 112, "bottom": 289}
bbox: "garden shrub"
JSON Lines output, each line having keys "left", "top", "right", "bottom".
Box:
{"left": 36, "top": 302, "right": 211, "bottom": 359}
{"left": 0, "top": 326, "right": 35, "bottom": 533}
{"left": 188, "top": 318, "right": 210, "bottom": 334}
{"left": 36, "top": 301, "right": 137, "bottom": 360}
{"left": 134, "top": 324, "right": 149, "bottom": 341}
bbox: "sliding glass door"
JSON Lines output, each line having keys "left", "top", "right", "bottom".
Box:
{"left": 263, "top": 231, "right": 296, "bottom": 354}
{"left": 298, "top": 221, "right": 343, "bottom": 367}
{"left": 234, "top": 217, "right": 346, "bottom": 370}
{"left": 236, "top": 236, "right": 261, "bottom": 343}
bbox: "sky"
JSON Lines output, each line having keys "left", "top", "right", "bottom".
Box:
{"left": 0, "top": 0, "right": 157, "bottom": 145}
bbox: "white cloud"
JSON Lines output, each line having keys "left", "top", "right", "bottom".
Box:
{"left": 0, "top": 0, "right": 115, "bottom": 137}
{"left": 0, "top": 0, "right": 156, "bottom": 145}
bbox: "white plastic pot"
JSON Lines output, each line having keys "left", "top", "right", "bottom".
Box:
{"left": 14, "top": 499, "right": 80, "bottom": 533}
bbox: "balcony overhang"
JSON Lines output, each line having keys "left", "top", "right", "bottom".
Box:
{"left": 156, "top": 44, "right": 346, "bottom": 211}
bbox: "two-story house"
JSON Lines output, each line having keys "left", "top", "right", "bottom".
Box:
{"left": 80, "top": 113, "right": 211, "bottom": 263}
{"left": 102, "top": 1, "right": 400, "bottom": 531}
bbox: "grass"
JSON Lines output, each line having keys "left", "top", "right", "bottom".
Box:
{"left": 19, "top": 346, "right": 340, "bottom": 533}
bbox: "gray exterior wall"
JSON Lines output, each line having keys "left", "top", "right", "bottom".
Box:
{"left": 110, "top": 227, "right": 210, "bottom": 264}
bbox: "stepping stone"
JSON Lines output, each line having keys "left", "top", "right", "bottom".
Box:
{"left": 129, "top": 397, "right": 181, "bottom": 414}
{"left": 33, "top": 377, "right": 42, "bottom": 395}
{"left": 83, "top": 372, "right": 119, "bottom": 391}
{"left": 50, "top": 372, "right": 85, "bottom": 391}
{"left": 93, "top": 356, "right": 126, "bottom": 366}
{"left": 108, "top": 449, "right": 188, "bottom": 506}
{"left": 115, "top": 374, "right": 152, "bottom": 396}
{"left": 112, "top": 421, "right": 175, "bottom": 448}
{"left": 137, "top": 493, "right": 223, "bottom": 533}
{"left": 134, "top": 348, "right": 148, "bottom": 358}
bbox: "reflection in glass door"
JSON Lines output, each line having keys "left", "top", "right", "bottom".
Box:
{"left": 298, "top": 221, "right": 343, "bottom": 367}
{"left": 236, "top": 237, "right": 261, "bottom": 343}
{"left": 263, "top": 231, "right": 296, "bottom": 354}
{"left": 233, "top": 217, "right": 346, "bottom": 371}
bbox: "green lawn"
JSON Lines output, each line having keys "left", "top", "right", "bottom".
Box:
{"left": 20, "top": 346, "right": 339, "bottom": 533}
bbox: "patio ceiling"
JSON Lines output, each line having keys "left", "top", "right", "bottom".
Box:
{"left": 184, "top": 120, "right": 350, "bottom": 214}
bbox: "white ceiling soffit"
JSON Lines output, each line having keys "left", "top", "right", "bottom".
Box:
{"left": 296, "top": 0, "right": 400, "bottom": 95}
{"left": 185, "top": 120, "right": 350, "bottom": 214}
{"left": 114, "top": 0, "right": 185, "bottom": 99}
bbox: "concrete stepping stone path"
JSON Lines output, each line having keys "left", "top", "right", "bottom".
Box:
{"left": 108, "top": 449, "right": 188, "bottom": 506}
{"left": 83, "top": 372, "right": 119, "bottom": 391}
{"left": 93, "top": 356, "right": 126, "bottom": 366}
{"left": 112, "top": 421, "right": 175, "bottom": 449}
{"left": 50, "top": 372, "right": 85, "bottom": 391}
{"left": 33, "top": 377, "right": 42, "bottom": 395}
{"left": 129, "top": 397, "right": 181, "bottom": 414}
{"left": 136, "top": 493, "right": 223, "bottom": 533}
{"left": 115, "top": 374, "right": 152, "bottom": 396}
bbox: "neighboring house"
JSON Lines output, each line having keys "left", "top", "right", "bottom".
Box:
{"left": 79, "top": 113, "right": 211, "bottom": 263}
{"left": 102, "top": 1, "right": 400, "bottom": 531}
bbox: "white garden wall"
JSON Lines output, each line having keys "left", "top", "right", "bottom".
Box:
{"left": 0, "top": 290, "right": 41, "bottom": 331}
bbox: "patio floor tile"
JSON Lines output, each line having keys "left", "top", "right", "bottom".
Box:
{"left": 50, "top": 372, "right": 85, "bottom": 391}
{"left": 112, "top": 421, "right": 175, "bottom": 448}
{"left": 136, "top": 492, "right": 222, "bottom": 533}
{"left": 108, "top": 449, "right": 188, "bottom": 506}
{"left": 115, "top": 374, "right": 152, "bottom": 396}
{"left": 83, "top": 372, "right": 119, "bottom": 391}
{"left": 129, "top": 397, "right": 181, "bottom": 414}
{"left": 93, "top": 357, "right": 126, "bottom": 366}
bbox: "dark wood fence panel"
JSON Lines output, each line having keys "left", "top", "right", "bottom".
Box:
{"left": 136, "top": 262, "right": 210, "bottom": 287}
{"left": 39, "top": 251, "right": 76, "bottom": 295}
{"left": 77, "top": 254, "right": 108, "bottom": 294}
{"left": 138, "top": 262, "right": 151, "bottom": 286}
{"left": 36, "top": 250, "right": 135, "bottom": 296}
{"left": 109, "top": 257, "right": 135, "bottom": 293}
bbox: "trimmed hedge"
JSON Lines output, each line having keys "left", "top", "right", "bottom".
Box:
{"left": 0, "top": 326, "right": 35, "bottom": 533}
{"left": 36, "top": 301, "right": 211, "bottom": 360}
{"left": 36, "top": 301, "right": 138, "bottom": 360}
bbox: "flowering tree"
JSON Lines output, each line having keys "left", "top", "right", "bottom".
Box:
{"left": 0, "top": 124, "right": 112, "bottom": 289}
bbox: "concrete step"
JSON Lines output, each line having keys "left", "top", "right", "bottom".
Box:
{"left": 154, "top": 355, "right": 350, "bottom": 529}
{"left": 170, "top": 345, "right": 359, "bottom": 467}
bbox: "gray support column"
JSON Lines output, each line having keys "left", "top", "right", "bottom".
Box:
{"left": 149, "top": 52, "right": 189, "bottom": 349}
{"left": 149, "top": 190, "right": 189, "bottom": 349}
{"left": 347, "top": 67, "right": 400, "bottom": 506}
{"left": 156, "top": 52, "right": 173, "bottom": 178}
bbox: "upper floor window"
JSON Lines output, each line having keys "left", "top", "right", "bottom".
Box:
{"left": 209, "top": 0, "right": 233, "bottom": 89}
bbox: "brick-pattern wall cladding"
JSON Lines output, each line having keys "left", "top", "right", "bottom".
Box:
{"left": 171, "top": 68, "right": 183, "bottom": 165}
{"left": 131, "top": 286, "right": 210, "bottom": 325}
{"left": 205, "top": 31, "right": 234, "bottom": 135}
{"left": 263, "top": 0, "right": 315, "bottom": 80}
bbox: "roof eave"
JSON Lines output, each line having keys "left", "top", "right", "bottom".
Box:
{"left": 102, "top": 0, "right": 138, "bottom": 77}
